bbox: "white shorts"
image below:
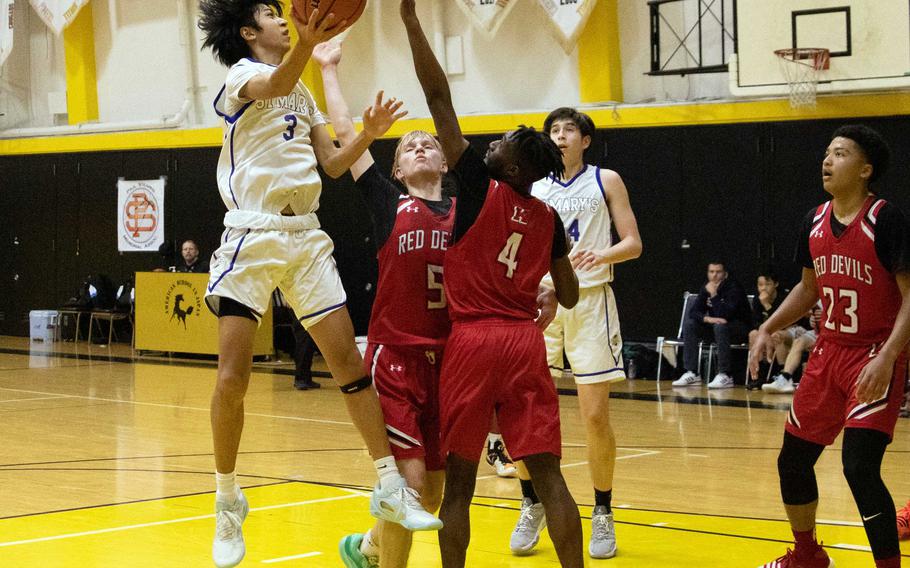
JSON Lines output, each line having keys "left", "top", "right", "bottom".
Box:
{"left": 545, "top": 283, "right": 625, "bottom": 385}
{"left": 205, "top": 227, "right": 346, "bottom": 330}
{"left": 781, "top": 325, "right": 810, "bottom": 340}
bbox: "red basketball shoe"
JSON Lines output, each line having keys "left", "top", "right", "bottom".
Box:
{"left": 897, "top": 499, "right": 910, "bottom": 541}
{"left": 758, "top": 546, "right": 833, "bottom": 568}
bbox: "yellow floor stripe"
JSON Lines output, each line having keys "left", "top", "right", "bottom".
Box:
{"left": 0, "top": 483, "right": 903, "bottom": 566}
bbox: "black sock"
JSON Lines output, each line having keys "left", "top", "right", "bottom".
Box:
{"left": 595, "top": 488, "right": 612, "bottom": 512}
{"left": 781, "top": 371, "right": 792, "bottom": 380}
{"left": 520, "top": 479, "right": 539, "bottom": 504}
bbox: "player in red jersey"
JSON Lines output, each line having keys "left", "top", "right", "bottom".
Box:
{"left": 751, "top": 125, "right": 910, "bottom": 568}
{"left": 312, "top": 42, "right": 449, "bottom": 568}
{"left": 401, "top": 2, "right": 583, "bottom": 567}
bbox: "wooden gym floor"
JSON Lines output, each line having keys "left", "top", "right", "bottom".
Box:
{"left": 0, "top": 336, "right": 907, "bottom": 567}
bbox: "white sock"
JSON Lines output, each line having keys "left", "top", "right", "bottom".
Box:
{"left": 360, "top": 529, "right": 379, "bottom": 557}
{"left": 215, "top": 471, "right": 238, "bottom": 502}
{"left": 487, "top": 433, "right": 502, "bottom": 448}
{"left": 374, "top": 456, "right": 402, "bottom": 490}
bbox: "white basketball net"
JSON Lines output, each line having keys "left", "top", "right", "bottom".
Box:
{"left": 775, "top": 48, "right": 830, "bottom": 108}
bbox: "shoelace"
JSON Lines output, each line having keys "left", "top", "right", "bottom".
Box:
{"left": 215, "top": 509, "right": 242, "bottom": 541}
{"left": 402, "top": 487, "right": 425, "bottom": 511}
{"left": 515, "top": 505, "right": 540, "bottom": 533}
{"left": 591, "top": 513, "right": 612, "bottom": 539}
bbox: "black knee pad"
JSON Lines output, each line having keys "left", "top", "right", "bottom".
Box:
{"left": 778, "top": 432, "right": 824, "bottom": 506}
{"left": 339, "top": 375, "right": 372, "bottom": 394}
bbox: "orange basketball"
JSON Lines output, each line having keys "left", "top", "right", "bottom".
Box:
{"left": 293, "top": 0, "right": 367, "bottom": 31}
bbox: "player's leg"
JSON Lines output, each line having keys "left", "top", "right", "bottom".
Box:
{"left": 765, "top": 333, "right": 811, "bottom": 393}
{"left": 577, "top": 381, "right": 617, "bottom": 558}
{"left": 485, "top": 414, "right": 516, "bottom": 477}
{"left": 523, "top": 453, "right": 583, "bottom": 568}
{"left": 380, "top": 459, "right": 445, "bottom": 568}
{"left": 842, "top": 428, "right": 901, "bottom": 566}
{"left": 210, "top": 308, "right": 258, "bottom": 568}
{"left": 307, "top": 309, "right": 440, "bottom": 530}
{"left": 438, "top": 454, "right": 480, "bottom": 568}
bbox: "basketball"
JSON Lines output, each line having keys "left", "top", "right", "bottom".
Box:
{"left": 292, "top": 0, "right": 367, "bottom": 31}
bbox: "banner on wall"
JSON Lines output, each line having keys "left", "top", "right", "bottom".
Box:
{"left": 455, "top": 0, "right": 518, "bottom": 38}
{"left": 29, "top": 0, "right": 88, "bottom": 35}
{"left": 0, "top": 0, "right": 13, "bottom": 67}
{"left": 537, "top": 0, "right": 598, "bottom": 52}
{"left": 118, "top": 177, "right": 165, "bottom": 253}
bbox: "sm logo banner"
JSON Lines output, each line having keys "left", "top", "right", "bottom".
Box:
{"left": 118, "top": 177, "right": 165, "bottom": 252}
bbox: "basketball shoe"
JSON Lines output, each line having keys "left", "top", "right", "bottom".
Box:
{"left": 510, "top": 497, "right": 547, "bottom": 555}
{"left": 763, "top": 374, "right": 796, "bottom": 394}
{"left": 897, "top": 499, "right": 910, "bottom": 541}
{"left": 213, "top": 488, "right": 249, "bottom": 568}
{"left": 339, "top": 533, "right": 379, "bottom": 568}
{"left": 589, "top": 505, "right": 617, "bottom": 558}
{"left": 370, "top": 478, "right": 443, "bottom": 531}
{"left": 758, "top": 546, "right": 833, "bottom": 567}
{"left": 486, "top": 437, "right": 517, "bottom": 478}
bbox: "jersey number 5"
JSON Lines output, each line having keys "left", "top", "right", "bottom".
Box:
{"left": 427, "top": 264, "right": 446, "bottom": 309}
{"left": 821, "top": 286, "right": 858, "bottom": 334}
{"left": 497, "top": 232, "right": 524, "bottom": 279}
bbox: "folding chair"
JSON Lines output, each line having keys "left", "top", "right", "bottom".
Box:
{"left": 655, "top": 291, "right": 703, "bottom": 381}
{"left": 88, "top": 285, "right": 133, "bottom": 346}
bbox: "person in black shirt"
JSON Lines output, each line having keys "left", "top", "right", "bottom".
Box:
{"left": 175, "top": 239, "right": 209, "bottom": 273}
{"left": 672, "top": 260, "right": 751, "bottom": 388}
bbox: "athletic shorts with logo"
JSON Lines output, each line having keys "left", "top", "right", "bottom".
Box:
{"left": 786, "top": 336, "right": 908, "bottom": 445}
{"left": 365, "top": 343, "right": 445, "bottom": 471}
{"left": 205, "top": 227, "right": 346, "bottom": 328}
{"left": 439, "top": 320, "right": 561, "bottom": 462}
{"left": 546, "top": 283, "right": 625, "bottom": 384}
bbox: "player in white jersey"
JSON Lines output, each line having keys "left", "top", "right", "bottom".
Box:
{"left": 509, "top": 108, "right": 642, "bottom": 559}
{"left": 197, "top": 3, "right": 440, "bottom": 567}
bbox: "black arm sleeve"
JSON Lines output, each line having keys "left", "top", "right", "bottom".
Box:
{"left": 551, "top": 210, "right": 569, "bottom": 259}
{"left": 354, "top": 164, "right": 405, "bottom": 250}
{"left": 874, "top": 203, "right": 910, "bottom": 275}
{"left": 794, "top": 209, "right": 816, "bottom": 269}
{"left": 451, "top": 145, "right": 491, "bottom": 243}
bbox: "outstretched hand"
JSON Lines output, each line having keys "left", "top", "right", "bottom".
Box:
{"left": 362, "top": 91, "right": 408, "bottom": 139}
{"left": 312, "top": 41, "right": 342, "bottom": 68}
{"left": 291, "top": 8, "right": 348, "bottom": 49}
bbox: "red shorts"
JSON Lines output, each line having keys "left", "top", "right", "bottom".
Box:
{"left": 365, "top": 343, "right": 445, "bottom": 471}
{"left": 439, "top": 320, "right": 561, "bottom": 463}
{"left": 786, "top": 337, "right": 908, "bottom": 446}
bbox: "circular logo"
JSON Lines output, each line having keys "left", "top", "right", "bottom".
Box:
{"left": 122, "top": 184, "right": 160, "bottom": 248}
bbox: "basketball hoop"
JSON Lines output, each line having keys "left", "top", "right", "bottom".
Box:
{"left": 774, "top": 48, "right": 830, "bottom": 108}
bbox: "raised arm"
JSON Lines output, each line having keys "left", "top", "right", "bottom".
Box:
{"left": 311, "top": 91, "right": 407, "bottom": 178}
{"left": 313, "top": 41, "right": 374, "bottom": 180}
{"left": 241, "top": 9, "right": 345, "bottom": 101}
{"left": 400, "top": 0, "right": 469, "bottom": 166}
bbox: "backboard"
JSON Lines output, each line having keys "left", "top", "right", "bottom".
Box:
{"left": 730, "top": 0, "right": 910, "bottom": 97}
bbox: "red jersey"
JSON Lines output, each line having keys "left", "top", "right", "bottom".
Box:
{"left": 444, "top": 181, "right": 555, "bottom": 322}
{"left": 368, "top": 195, "right": 455, "bottom": 347}
{"left": 809, "top": 197, "right": 901, "bottom": 347}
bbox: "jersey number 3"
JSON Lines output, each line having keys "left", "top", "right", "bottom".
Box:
{"left": 821, "top": 286, "right": 858, "bottom": 334}
{"left": 497, "top": 232, "right": 524, "bottom": 279}
{"left": 283, "top": 114, "right": 297, "bottom": 141}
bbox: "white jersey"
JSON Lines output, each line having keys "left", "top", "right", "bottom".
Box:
{"left": 214, "top": 58, "right": 327, "bottom": 217}
{"left": 532, "top": 165, "right": 613, "bottom": 288}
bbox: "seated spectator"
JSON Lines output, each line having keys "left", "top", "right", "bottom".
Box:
{"left": 762, "top": 302, "right": 821, "bottom": 394}
{"left": 672, "top": 260, "right": 751, "bottom": 389}
{"left": 746, "top": 269, "right": 797, "bottom": 390}
{"left": 175, "top": 239, "right": 209, "bottom": 273}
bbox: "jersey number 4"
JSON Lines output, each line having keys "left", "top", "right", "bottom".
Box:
{"left": 497, "top": 232, "right": 524, "bottom": 279}
{"left": 821, "top": 286, "right": 858, "bottom": 334}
